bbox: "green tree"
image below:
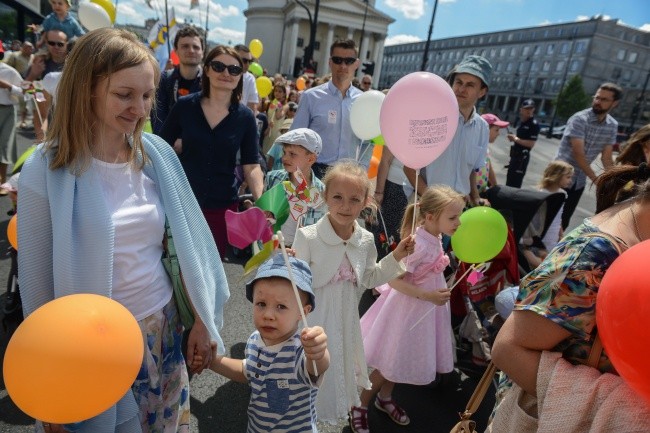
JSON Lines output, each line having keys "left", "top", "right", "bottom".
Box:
{"left": 554, "top": 75, "right": 591, "bottom": 120}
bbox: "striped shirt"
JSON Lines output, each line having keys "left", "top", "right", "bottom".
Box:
{"left": 244, "top": 332, "right": 321, "bottom": 433}
{"left": 555, "top": 108, "right": 617, "bottom": 189}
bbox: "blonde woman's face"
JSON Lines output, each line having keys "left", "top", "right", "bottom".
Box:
{"left": 92, "top": 62, "right": 155, "bottom": 141}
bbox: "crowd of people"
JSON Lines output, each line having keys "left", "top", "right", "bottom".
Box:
{"left": 1, "top": 15, "right": 649, "bottom": 433}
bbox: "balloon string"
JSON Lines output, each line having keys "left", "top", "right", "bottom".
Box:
{"left": 409, "top": 263, "right": 476, "bottom": 331}
{"left": 405, "top": 170, "right": 419, "bottom": 270}
{"left": 274, "top": 231, "right": 318, "bottom": 377}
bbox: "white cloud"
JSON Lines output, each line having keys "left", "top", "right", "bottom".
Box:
{"left": 208, "top": 27, "right": 245, "bottom": 45}
{"left": 384, "top": 0, "right": 425, "bottom": 20}
{"left": 640, "top": 23, "right": 650, "bottom": 32}
{"left": 385, "top": 34, "right": 422, "bottom": 46}
{"left": 116, "top": 0, "right": 240, "bottom": 27}
{"left": 538, "top": 19, "right": 551, "bottom": 26}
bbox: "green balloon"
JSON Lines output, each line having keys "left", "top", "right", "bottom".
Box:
{"left": 249, "top": 62, "right": 263, "bottom": 78}
{"left": 371, "top": 135, "right": 385, "bottom": 145}
{"left": 451, "top": 207, "right": 508, "bottom": 264}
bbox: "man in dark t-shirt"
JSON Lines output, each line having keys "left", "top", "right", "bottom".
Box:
{"left": 506, "top": 98, "right": 540, "bottom": 188}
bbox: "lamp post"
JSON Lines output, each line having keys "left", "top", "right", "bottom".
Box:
{"left": 359, "top": 0, "right": 369, "bottom": 53}
{"left": 295, "top": 0, "right": 320, "bottom": 73}
{"left": 420, "top": 0, "right": 439, "bottom": 71}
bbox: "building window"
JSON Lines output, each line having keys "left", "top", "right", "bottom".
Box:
{"left": 531, "top": 61, "right": 539, "bottom": 71}
{"left": 611, "top": 67, "right": 622, "bottom": 79}
{"left": 314, "top": 41, "right": 320, "bottom": 51}
{"left": 628, "top": 52, "right": 638, "bottom": 63}
{"left": 622, "top": 70, "right": 632, "bottom": 81}
{"left": 510, "top": 47, "right": 517, "bottom": 56}
{"left": 479, "top": 36, "right": 484, "bottom": 44}
{"left": 490, "top": 48, "right": 497, "bottom": 57}
{"left": 297, "top": 38, "right": 304, "bottom": 48}
{"left": 506, "top": 62, "right": 514, "bottom": 72}
{"left": 574, "top": 41, "right": 586, "bottom": 54}
{"left": 546, "top": 44, "right": 555, "bottom": 55}
{"left": 617, "top": 49, "right": 626, "bottom": 61}
{"left": 560, "top": 42, "right": 569, "bottom": 54}
{"left": 542, "top": 61, "right": 551, "bottom": 72}
{"left": 500, "top": 47, "right": 506, "bottom": 57}
{"left": 522, "top": 45, "right": 531, "bottom": 56}
{"left": 518, "top": 62, "right": 525, "bottom": 72}
{"left": 555, "top": 60, "right": 565, "bottom": 72}
{"left": 533, "top": 45, "right": 541, "bottom": 55}
{"left": 570, "top": 60, "right": 580, "bottom": 72}
{"left": 494, "top": 62, "right": 501, "bottom": 72}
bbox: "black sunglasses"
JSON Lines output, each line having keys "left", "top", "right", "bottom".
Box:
{"left": 331, "top": 56, "right": 357, "bottom": 65}
{"left": 241, "top": 58, "right": 252, "bottom": 64}
{"left": 209, "top": 60, "right": 243, "bottom": 76}
{"left": 47, "top": 40, "right": 66, "bottom": 48}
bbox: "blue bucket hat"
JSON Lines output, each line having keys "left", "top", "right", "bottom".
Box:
{"left": 246, "top": 254, "right": 315, "bottom": 310}
{"left": 454, "top": 55, "right": 492, "bottom": 88}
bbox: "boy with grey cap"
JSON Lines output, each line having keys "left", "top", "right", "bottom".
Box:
{"left": 265, "top": 128, "right": 327, "bottom": 245}
{"left": 404, "top": 55, "right": 492, "bottom": 207}
{"left": 209, "top": 255, "right": 329, "bottom": 432}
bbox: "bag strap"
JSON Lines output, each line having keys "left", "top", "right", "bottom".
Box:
{"left": 460, "top": 361, "right": 498, "bottom": 419}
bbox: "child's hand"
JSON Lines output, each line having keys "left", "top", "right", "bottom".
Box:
{"left": 301, "top": 326, "right": 327, "bottom": 361}
{"left": 426, "top": 288, "right": 451, "bottom": 306}
{"left": 190, "top": 347, "right": 204, "bottom": 370}
{"left": 392, "top": 234, "right": 415, "bottom": 262}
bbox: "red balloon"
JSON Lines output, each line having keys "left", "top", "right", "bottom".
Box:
{"left": 597, "top": 239, "right": 650, "bottom": 407}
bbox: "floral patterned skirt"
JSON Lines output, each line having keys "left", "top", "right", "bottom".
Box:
{"left": 132, "top": 298, "right": 190, "bottom": 433}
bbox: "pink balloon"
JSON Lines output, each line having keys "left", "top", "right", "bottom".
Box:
{"left": 380, "top": 72, "right": 459, "bottom": 170}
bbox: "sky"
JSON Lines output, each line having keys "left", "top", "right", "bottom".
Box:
{"left": 114, "top": 0, "right": 650, "bottom": 46}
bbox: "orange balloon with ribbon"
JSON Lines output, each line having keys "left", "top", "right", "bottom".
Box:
{"left": 368, "top": 144, "right": 383, "bottom": 179}
{"left": 3, "top": 294, "right": 144, "bottom": 423}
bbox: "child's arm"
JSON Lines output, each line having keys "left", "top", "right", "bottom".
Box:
{"left": 389, "top": 274, "right": 451, "bottom": 306}
{"left": 209, "top": 355, "right": 247, "bottom": 383}
{"left": 301, "top": 326, "right": 329, "bottom": 377}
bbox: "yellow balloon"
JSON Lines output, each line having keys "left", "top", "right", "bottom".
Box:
{"left": 91, "top": 0, "right": 116, "bottom": 24}
{"left": 256, "top": 76, "right": 273, "bottom": 98}
{"left": 3, "top": 294, "right": 144, "bottom": 423}
{"left": 7, "top": 214, "right": 17, "bottom": 250}
{"left": 249, "top": 39, "right": 263, "bottom": 59}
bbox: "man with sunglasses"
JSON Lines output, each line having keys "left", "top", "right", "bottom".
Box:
{"left": 153, "top": 26, "right": 204, "bottom": 134}
{"left": 292, "top": 39, "right": 362, "bottom": 178}
{"left": 360, "top": 74, "right": 373, "bottom": 92}
{"left": 235, "top": 44, "right": 259, "bottom": 113}
{"left": 555, "top": 82, "right": 621, "bottom": 229}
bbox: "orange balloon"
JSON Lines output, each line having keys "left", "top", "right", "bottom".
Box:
{"left": 3, "top": 294, "right": 144, "bottom": 423}
{"left": 7, "top": 214, "right": 17, "bottom": 250}
{"left": 296, "top": 77, "right": 306, "bottom": 91}
{"left": 368, "top": 144, "right": 383, "bottom": 179}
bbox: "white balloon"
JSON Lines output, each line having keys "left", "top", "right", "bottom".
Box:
{"left": 350, "top": 90, "right": 385, "bottom": 140}
{"left": 78, "top": 2, "right": 111, "bottom": 31}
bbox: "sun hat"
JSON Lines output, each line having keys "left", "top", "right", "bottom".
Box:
{"left": 274, "top": 127, "right": 322, "bottom": 155}
{"left": 481, "top": 113, "right": 509, "bottom": 128}
{"left": 246, "top": 254, "right": 316, "bottom": 310}
{"left": 453, "top": 55, "right": 492, "bottom": 87}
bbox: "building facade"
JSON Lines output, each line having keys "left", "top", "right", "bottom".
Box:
{"left": 1, "top": 0, "right": 43, "bottom": 44}
{"left": 380, "top": 16, "right": 650, "bottom": 131}
{"left": 244, "top": 0, "right": 394, "bottom": 86}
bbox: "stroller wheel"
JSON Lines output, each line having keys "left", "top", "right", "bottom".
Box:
{"left": 3, "top": 277, "right": 21, "bottom": 315}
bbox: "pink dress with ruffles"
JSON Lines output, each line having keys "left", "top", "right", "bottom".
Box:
{"left": 361, "top": 226, "right": 454, "bottom": 384}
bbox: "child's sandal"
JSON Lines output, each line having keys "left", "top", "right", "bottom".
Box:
{"left": 374, "top": 395, "right": 410, "bottom": 426}
{"left": 348, "top": 406, "right": 369, "bottom": 433}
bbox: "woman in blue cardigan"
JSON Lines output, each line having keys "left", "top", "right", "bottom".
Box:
{"left": 18, "top": 28, "right": 229, "bottom": 433}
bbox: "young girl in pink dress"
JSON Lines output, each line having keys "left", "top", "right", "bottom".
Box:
{"left": 353, "top": 185, "right": 465, "bottom": 432}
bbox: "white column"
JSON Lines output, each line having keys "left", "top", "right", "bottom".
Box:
{"left": 358, "top": 34, "right": 370, "bottom": 79}
{"left": 372, "top": 35, "right": 385, "bottom": 87}
{"left": 322, "top": 24, "right": 335, "bottom": 72}
{"left": 285, "top": 19, "right": 300, "bottom": 76}
{"left": 347, "top": 28, "right": 354, "bottom": 40}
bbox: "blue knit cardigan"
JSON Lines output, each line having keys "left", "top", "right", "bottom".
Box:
{"left": 18, "top": 133, "right": 229, "bottom": 432}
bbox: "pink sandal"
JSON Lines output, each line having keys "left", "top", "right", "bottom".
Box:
{"left": 349, "top": 406, "right": 369, "bottom": 433}
{"left": 374, "top": 395, "right": 410, "bottom": 425}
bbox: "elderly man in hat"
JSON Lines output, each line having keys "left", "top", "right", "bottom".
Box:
{"left": 505, "top": 98, "right": 540, "bottom": 188}
{"left": 404, "top": 55, "right": 492, "bottom": 207}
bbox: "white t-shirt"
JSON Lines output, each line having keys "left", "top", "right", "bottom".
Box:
{"left": 93, "top": 158, "right": 172, "bottom": 320}
{"left": 241, "top": 71, "right": 259, "bottom": 107}
{"left": 541, "top": 187, "right": 567, "bottom": 251}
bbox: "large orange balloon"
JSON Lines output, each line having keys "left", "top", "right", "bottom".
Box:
{"left": 7, "top": 214, "right": 17, "bottom": 250}
{"left": 296, "top": 77, "right": 306, "bottom": 91}
{"left": 368, "top": 144, "right": 383, "bottom": 179}
{"left": 597, "top": 239, "right": 650, "bottom": 407}
{"left": 3, "top": 294, "right": 144, "bottom": 423}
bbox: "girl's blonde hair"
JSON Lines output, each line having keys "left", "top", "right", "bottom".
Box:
{"left": 538, "top": 160, "right": 574, "bottom": 190}
{"left": 46, "top": 28, "right": 160, "bottom": 173}
{"left": 401, "top": 185, "right": 464, "bottom": 234}
{"left": 322, "top": 159, "right": 376, "bottom": 216}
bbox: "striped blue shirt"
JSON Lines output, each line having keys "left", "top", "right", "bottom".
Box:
{"left": 424, "top": 109, "right": 489, "bottom": 195}
{"left": 291, "top": 81, "right": 362, "bottom": 165}
{"left": 555, "top": 108, "right": 618, "bottom": 189}
{"left": 244, "top": 332, "right": 321, "bottom": 433}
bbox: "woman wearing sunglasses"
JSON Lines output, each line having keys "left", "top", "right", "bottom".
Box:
{"left": 161, "top": 45, "right": 264, "bottom": 258}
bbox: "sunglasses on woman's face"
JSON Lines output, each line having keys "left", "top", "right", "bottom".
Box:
{"left": 209, "top": 60, "right": 243, "bottom": 76}
{"left": 330, "top": 56, "right": 357, "bottom": 65}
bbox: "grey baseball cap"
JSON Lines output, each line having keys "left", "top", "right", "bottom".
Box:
{"left": 246, "top": 254, "right": 315, "bottom": 310}
{"left": 274, "top": 128, "right": 322, "bottom": 155}
{"left": 454, "top": 55, "right": 492, "bottom": 87}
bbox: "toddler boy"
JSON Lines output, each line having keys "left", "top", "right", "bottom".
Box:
{"left": 209, "top": 255, "right": 329, "bottom": 432}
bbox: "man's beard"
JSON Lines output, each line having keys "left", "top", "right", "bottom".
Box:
{"left": 591, "top": 105, "right": 607, "bottom": 115}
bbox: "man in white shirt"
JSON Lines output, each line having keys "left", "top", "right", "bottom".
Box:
{"left": 235, "top": 44, "right": 259, "bottom": 113}
{"left": 0, "top": 44, "right": 24, "bottom": 194}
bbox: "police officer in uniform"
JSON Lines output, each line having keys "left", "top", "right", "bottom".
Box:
{"left": 506, "top": 99, "right": 540, "bottom": 188}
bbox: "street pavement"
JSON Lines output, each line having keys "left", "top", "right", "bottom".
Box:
{"left": 0, "top": 128, "right": 598, "bottom": 432}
